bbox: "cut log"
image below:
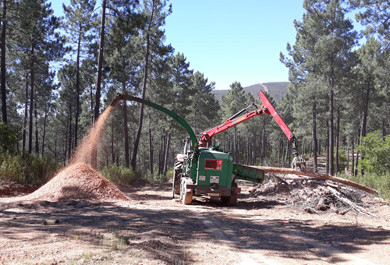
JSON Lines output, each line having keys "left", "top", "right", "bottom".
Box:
{"left": 249, "top": 165, "right": 378, "bottom": 195}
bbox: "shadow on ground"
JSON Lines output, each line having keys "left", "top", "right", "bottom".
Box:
{"left": 0, "top": 184, "right": 389, "bottom": 264}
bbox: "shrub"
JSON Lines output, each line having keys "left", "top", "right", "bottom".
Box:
{"left": 337, "top": 148, "right": 348, "bottom": 173}
{"left": 0, "top": 122, "right": 17, "bottom": 153}
{"left": 0, "top": 152, "right": 58, "bottom": 184}
{"left": 144, "top": 169, "right": 172, "bottom": 183}
{"left": 357, "top": 131, "right": 390, "bottom": 175}
{"left": 349, "top": 173, "right": 390, "bottom": 200}
{"left": 100, "top": 164, "right": 139, "bottom": 185}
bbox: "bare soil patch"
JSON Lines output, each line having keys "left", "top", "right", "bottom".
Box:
{"left": 1, "top": 178, "right": 390, "bottom": 264}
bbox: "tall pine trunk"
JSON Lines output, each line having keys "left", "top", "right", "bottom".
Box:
{"left": 360, "top": 79, "right": 371, "bottom": 175}
{"left": 326, "top": 128, "right": 329, "bottom": 174}
{"left": 351, "top": 136, "right": 355, "bottom": 175}
{"left": 22, "top": 74, "right": 28, "bottom": 153}
{"left": 312, "top": 99, "right": 318, "bottom": 172}
{"left": 355, "top": 129, "right": 360, "bottom": 176}
{"left": 41, "top": 107, "right": 48, "bottom": 157}
{"left": 335, "top": 108, "right": 340, "bottom": 175}
{"left": 1, "top": 0, "right": 7, "bottom": 124}
{"left": 92, "top": 0, "right": 107, "bottom": 169}
{"left": 75, "top": 33, "right": 81, "bottom": 147}
{"left": 163, "top": 132, "right": 171, "bottom": 176}
{"left": 131, "top": 31, "right": 150, "bottom": 170}
{"left": 131, "top": 1, "right": 156, "bottom": 171}
{"left": 123, "top": 82, "right": 130, "bottom": 167}
{"left": 329, "top": 86, "right": 335, "bottom": 175}
{"left": 68, "top": 104, "right": 72, "bottom": 160}
{"left": 90, "top": 86, "right": 94, "bottom": 124}
{"left": 34, "top": 101, "right": 39, "bottom": 154}
{"left": 28, "top": 45, "right": 35, "bottom": 154}
{"left": 148, "top": 114, "right": 154, "bottom": 174}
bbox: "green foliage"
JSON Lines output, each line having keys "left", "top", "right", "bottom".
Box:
{"left": 337, "top": 149, "right": 348, "bottom": 173}
{"left": 3, "top": 0, "right": 390, "bottom": 185}
{"left": 357, "top": 131, "right": 390, "bottom": 174}
{"left": 143, "top": 172, "right": 170, "bottom": 183}
{"left": 100, "top": 164, "right": 139, "bottom": 185}
{"left": 0, "top": 152, "right": 58, "bottom": 184}
{"left": 0, "top": 123, "right": 18, "bottom": 153}
{"left": 100, "top": 164, "right": 171, "bottom": 184}
{"left": 348, "top": 173, "right": 390, "bottom": 200}
{"left": 143, "top": 168, "right": 173, "bottom": 183}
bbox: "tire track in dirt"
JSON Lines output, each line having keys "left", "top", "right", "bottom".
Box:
{"left": 197, "top": 211, "right": 280, "bottom": 265}
{"left": 192, "top": 208, "right": 377, "bottom": 265}
{"left": 126, "top": 192, "right": 380, "bottom": 264}
{"left": 285, "top": 229, "right": 376, "bottom": 265}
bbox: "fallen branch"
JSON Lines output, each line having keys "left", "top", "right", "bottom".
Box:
{"left": 327, "top": 186, "right": 377, "bottom": 217}
{"left": 249, "top": 165, "right": 378, "bottom": 195}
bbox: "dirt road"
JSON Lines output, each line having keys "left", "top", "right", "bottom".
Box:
{"left": 1, "top": 182, "right": 390, "bottom": 264}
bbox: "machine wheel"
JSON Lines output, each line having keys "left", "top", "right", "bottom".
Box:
{"left": 221, "top": 194, "right": 237, "bottom": 205}
{"left": 221, "top": 182, "right": 238, "bottom": 206}
{"left": 172, "top": 169, "right": 182, "bottom": 198}
{"left": 180, "top": 179, "right": 193, "bottom": 205}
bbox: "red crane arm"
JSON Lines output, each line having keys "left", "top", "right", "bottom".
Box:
{"left": 200, "top": 90, "right": 295, "bottom": 146}
{"left": 259, "top": 90, "right": 293, "bottom": 141}
{"left": 200, "top": 108, "right": 264, "bottom": 145}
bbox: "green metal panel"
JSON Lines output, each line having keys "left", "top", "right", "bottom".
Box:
{"left": 233, "top": 164, "right": 265, "bottom": 183}
{"left": 196, "top": 150, "right": 233, "bottom": 188}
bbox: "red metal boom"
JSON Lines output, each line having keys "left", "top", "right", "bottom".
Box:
{"left": 200, "top": 108, "right": 264, "bottom": 145}
{"left": 259, "top": 90, "right": 293, "bottom": 141}
{"left": 200, "top": 90, "right": 294, "bottom": 146}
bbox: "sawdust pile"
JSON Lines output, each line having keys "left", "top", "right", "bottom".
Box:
{"left": 24, "top": 163, "right": 129, "bottom": 202}
{"left": 14, "top": 106, "right": 129, "bottom": 203}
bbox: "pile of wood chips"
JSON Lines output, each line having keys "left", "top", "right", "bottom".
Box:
{"left": 250, "top": 174, "right": 385, "bottom": 216}
{"left": 21, "top": 163, "right": 129, "bottom": 202}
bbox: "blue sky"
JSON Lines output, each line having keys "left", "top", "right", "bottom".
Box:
{"left": 52, "top": 0, "right": 305, "bottom": 90}
{"left": 165, "top": 1, "right": 304, "bottom": 90}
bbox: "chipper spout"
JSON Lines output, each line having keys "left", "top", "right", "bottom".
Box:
{"left": 109, "top": 93, "right": 199, "bottom": 151}
{"left": 110, "top": 93, "right": 126, "bottom": 107}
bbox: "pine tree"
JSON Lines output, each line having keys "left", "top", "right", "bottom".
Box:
{"left": 131, "top": 0, "right": 172, "bottom": 171}
{"left": 105, "top": 0, "right": 141, "bottom": 167}
{"left": 281, "top": 0, "right": 357, "bottom": 175}
{"left": 62, "top": 0, "right": 97, "bottom": 147}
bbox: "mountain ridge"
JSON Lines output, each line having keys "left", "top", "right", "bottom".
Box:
{"left": 212, "top": 82, "right": 289, "bottom": 102}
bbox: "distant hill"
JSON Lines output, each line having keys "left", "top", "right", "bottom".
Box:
{"left": 212, "top": 82, "right": 289, "bottom": 102}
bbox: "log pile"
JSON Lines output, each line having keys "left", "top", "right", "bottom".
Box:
{"left": 252, "top": 165, "right": 378, "bottom": 194}
{"left": 249, "top": 173, "right": 385, "bottom": 216}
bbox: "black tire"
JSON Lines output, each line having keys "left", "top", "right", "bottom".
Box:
{"left": 172, "top": 161, "right": 183, "bottom": 198}
{"left": 221, "top": 182, "right": 238, "bottom": 206}
{"left": 221, "top": 194, "right": 237, "bottom": 205}
{"left": 172, "top": 170, "right": 182, "bottom": 198}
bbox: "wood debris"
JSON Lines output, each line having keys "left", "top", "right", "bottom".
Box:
{"left": 250, "top": 173, "right": 385, "bottom": 216}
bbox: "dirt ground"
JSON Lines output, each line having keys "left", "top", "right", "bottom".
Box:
{"left": 1, "top": 181, "right": 390, "bottom": 265}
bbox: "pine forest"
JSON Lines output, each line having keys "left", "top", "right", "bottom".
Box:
{"left": 0, "top": 0, "right": 389, "bottom": 197}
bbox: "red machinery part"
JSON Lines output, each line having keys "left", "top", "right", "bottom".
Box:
{"left": 200, "top": 108, "right": 263, "bottom": 145}
{"left": 200, "top": 90, "right": 294, "bottom": 145}
{"left": 259, "top": 90, "right": 293, "bottom": 141}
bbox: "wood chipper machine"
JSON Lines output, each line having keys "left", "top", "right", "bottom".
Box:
{"left": 110, "top": 90, "right": 305, "bottom": 205}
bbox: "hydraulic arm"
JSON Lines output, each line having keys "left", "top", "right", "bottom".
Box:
{"left": 200, "top": 90, "right": 305, "bottom": 170}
